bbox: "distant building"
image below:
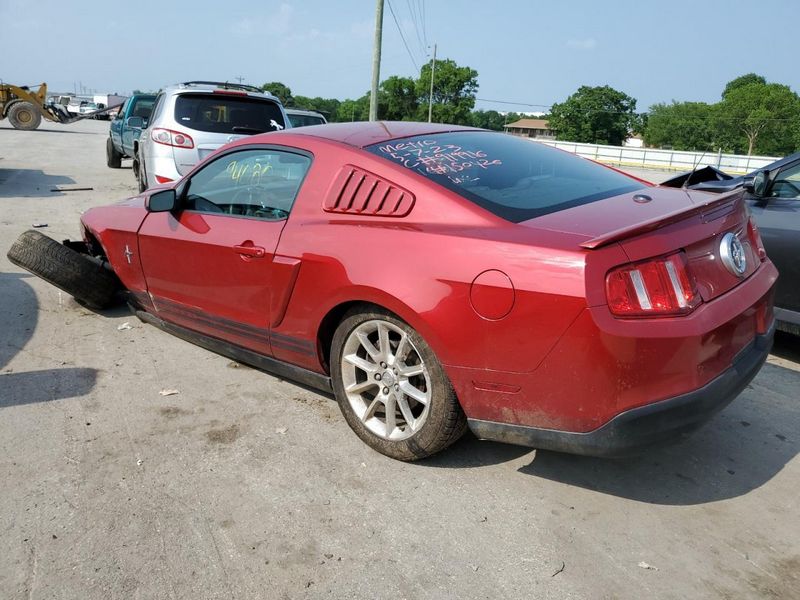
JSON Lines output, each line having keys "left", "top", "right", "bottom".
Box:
{"left": 624, "top": 134, "right": 644, "bottom": 148}
{"left": 503, "top": 118, "right": 554, "bottom": 139}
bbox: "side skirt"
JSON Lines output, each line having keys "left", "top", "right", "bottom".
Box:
{"left": 134, "top": 309, "right": 333, "bottom": 394}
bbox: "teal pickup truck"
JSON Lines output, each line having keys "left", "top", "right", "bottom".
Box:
{"left": 106, "top": 94, "right": 156, "bottom": 168}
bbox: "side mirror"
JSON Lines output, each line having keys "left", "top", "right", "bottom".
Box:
{"left": 126, "top": 116, "right": 144, "bottom": 128}
{"left": 744, "top": 170, "right": 769, "bottom": 196}
{"left": 147, "top": 189, "right": 176, "bottom": 212}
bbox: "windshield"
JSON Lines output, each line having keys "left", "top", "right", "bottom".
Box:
{"left": 288, "top": 113, "right": 326, "bottom": 128}
{"left": 366, "top": 131, "right": 645, "bottom": 222}
{"left": 174, "top": 94, "right": 286, "bottom": 134}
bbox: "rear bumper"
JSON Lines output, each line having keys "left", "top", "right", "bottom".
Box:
{"left": 468, "top": 320, "right": 775, "bottom": 457}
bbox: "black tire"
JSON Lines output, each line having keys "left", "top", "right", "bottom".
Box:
{"left": 331, "top": 307, "right": 467, "bottom": 461}
{"left": 6, "top": 230, "right": 121, "bottom": 309}
{"left": 135, "top": 151, "right": 148, "bottom": 193}
{"left": 106, "top": 137, "right": 122, "bottom": 168}
{"left": 7, "top": 102, "right": 42, "bottom": 130}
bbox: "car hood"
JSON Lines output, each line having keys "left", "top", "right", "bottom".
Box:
{"left": 520, "top": 185, "right": 741, "bottom": 248}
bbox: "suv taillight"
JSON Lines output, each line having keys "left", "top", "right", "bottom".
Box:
{"left": 151, "top": 128, "right": 194, "bottom": 149}
{"left": 606, "top": 251, "right": 701, "bottom": 317}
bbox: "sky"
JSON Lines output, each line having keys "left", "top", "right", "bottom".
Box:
{"left": 1, "top": 0, "right": 797, "bottom": 113}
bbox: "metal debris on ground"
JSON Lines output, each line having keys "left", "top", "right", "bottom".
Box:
{"left": 159, "top": 389, "right": 180, "bottom": 397}
{"left": 275, "top": 427, "right": 288, "bottom": 435}
{"left": 117, "top": 322, "right": 132, "bottom": 331}
{"left": 32, "top": 223, "right": 48, "bottom": 228}
{"left": 638, "top": 561, "right": 659, "bottom": 571}
{"left": 551, "top": 561, "right": 565, "bottom": 577}
{"left": 50, "top": 187, "right": 94, "bottom": 192}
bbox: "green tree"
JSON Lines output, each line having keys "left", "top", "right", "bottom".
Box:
{"left": 334, "top": 96, "right": 370, "bottom": 122}
{"left": 415, "top": 59, "right": 478, "bottom": 125}
{"left": 379, "top": 76, "right": 418, "bottom": 121}
{"left": 261, "top": 82, "right": 293, "bottom": 106}
{"left": 548, "top": 85, "right": 638, "bottom": 145}
{"left": 722, "top": 73, "right": 767, "bottom": 99}
{"left": 715, "top": 82, "right": 800, "bottom": 155}
{"left": 644, "top": 101, "right": 716, "bottom": 151}
{"left": 471, "top": 110, "right": 511, "bottom": 130}
{"left": 293, "top": 95, "right": 341, "bottom": 119}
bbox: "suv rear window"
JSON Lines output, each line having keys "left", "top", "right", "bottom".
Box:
{"left": 174, "top": 94, "right": 285, "bottom": 135}
{"left": 366, "top": 131, "right": 644, "bottom": 222}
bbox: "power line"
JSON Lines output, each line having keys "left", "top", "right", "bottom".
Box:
{"left": 405, "top": 0, "right": 426, "bottom": 60}
{"left": 386, "top": 0, "right": 419, "bottom": 72}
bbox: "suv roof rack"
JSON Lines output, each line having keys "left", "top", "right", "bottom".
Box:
{"left": 181, "top": 81, "right": 264, "bottom": 94}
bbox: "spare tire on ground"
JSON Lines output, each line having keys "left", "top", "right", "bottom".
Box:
{"left": 7, "top": 230, "right": 121, "bottom": 309}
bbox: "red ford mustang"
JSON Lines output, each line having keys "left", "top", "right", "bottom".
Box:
{"left": 9, "top": 122, "right": 778, "bottom": 461}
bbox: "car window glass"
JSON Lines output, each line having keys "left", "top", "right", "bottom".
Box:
{"left": 174, "top": 94, "right": 286, "bottom": 134}
{"left": 183, "top": 149, "right": 311, "bottom": 220}
{"left": 770, "top": 163, "right": 800, "bottom": 199}
{"left": 366, "top": 131, "right": 644, "bottom": 222}
{"left": 130, "top": 98, "right": 155, "bottom": 122}
{"left": 116, "top": 99, "right": 129, "bottom": 120}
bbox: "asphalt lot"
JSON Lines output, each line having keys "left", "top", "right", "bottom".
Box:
{"left": 1, "top": 119, "right": 798, "bottom": 600}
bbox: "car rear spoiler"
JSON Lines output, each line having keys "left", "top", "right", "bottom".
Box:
{"left": 580, "top": 188, "right": 744, "bottom": 249}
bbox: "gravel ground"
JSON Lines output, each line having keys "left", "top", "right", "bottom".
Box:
{"left": 1, "top": 119, "right": 798, "bottom": 599}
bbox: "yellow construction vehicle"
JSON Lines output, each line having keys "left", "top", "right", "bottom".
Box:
{"left": 1, "top": 82, "right": 122, "bottom": 130}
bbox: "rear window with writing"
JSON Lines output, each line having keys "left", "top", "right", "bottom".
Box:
{"left": 366, "top": 131, "right": 644, "bottom": 222}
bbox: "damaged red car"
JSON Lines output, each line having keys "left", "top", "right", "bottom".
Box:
{"left": 8, "top": 122, "right": 778, "bottom": 461}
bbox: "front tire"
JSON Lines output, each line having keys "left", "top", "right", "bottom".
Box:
{"left": 106, "top": 137, "right": 122, "bottom": 168}
{"left": 8, "top": 102, "right": 42, "bottom": 130}
{"left": 7, "top": 230, "right": 121, "bottom": 309}
{"left": 331, "top": 307, "right": 466, "bottom": 461}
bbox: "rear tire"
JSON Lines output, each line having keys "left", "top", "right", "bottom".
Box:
{"left": 106, "top": 137, "right": 122, "bottom": 168}
{"left": 8, "top": 102, "right": 42, "bottom": 130}
{"left": 331, "top": 307, "right": 467, "bottom": 461}
{"left": 135, "top": 151, "right": 148, "bottom": 192}
{"left": 7, "top": 230, "right": 121, "bottom": 309}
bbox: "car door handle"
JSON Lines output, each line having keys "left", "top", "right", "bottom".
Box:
{"left": 233, "top": 244, "right": 266, "bottom": 258}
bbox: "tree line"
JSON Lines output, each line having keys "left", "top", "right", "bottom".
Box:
{"left": 262, "top": 58, "right": 525, "bottom": 132}
{"left": 263, "top": 64, "right": 799, "bottom": 156}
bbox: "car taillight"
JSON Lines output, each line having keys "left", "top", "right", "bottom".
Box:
{"left": 606, "top": 251, "right": 701, "bottom": 317}
{"left": 151, "top": 128, "right": 194, "bottom": 148}
{"left": 746, "top": 217, "right": 767, "bottom": 261}
{"left": 154, "top": 175, "right": 174, "bottom": 184}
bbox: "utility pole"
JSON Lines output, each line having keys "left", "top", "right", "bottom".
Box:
{"left": 369, "top": 0, "right": 384, "bottom": 122}
{"left": 235, "top": 76, "right": 244, "bottom": 85}
{"left": 427, "top": 43, "right": 437, "bottom": 123}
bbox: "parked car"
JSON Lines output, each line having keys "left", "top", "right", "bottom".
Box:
{"left": 661, "top": 153, "right": 800, "bottom": 335}
{"left": 7, "top": 122, "right": 777, "bottom": 461}
{"left": 133, "top": 81, "right": 289, "bottom": 193}
{"left": 286, "top": 108, "right": 327, "bottom": 128}
{"left": 107, "top": 94, "right": 156, "bottom": 169}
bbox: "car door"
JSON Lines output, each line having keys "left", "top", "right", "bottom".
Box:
{"left": 110, "top": 98, "right": 129, "bottom": 148}
{"left": 747, "top": 160, "right": 800, "bottom": 316}
{"left": 137, "top": 147, "right": 313, "bottom": 356}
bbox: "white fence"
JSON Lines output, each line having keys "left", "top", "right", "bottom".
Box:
{"left": 534, "top": 139, "right": 779, "bottom": 174}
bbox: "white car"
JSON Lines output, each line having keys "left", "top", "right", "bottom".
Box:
{"left": 132, "top": 81, "right": 289, "bottom": 192}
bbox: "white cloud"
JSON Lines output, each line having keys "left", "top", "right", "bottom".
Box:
{"left": 566, "top": 38, "right": 597, "bottom": 50}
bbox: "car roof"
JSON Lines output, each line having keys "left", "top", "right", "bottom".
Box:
{"left": 159, "top": 81, "right": 279, "bottom": 101}
{"left": 271, "top": 121, "right": 480, "bottom": 149}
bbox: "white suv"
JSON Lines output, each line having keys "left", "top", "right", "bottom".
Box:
{"left": 132, "top": 81, "right": 289, "bottom": 192}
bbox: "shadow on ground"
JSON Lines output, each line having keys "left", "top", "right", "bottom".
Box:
{"left": 0, "top": 168, "right": 76, "bottom": 197}
{"left": 0, "top": 270, "right": 98, "bottom": 405}
{"left": 425, "top": 360, "right": 799, "bottom": 506}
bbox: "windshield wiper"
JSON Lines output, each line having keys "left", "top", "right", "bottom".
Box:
{"left": 231, "top": 126, "right": 266, "bottom": 134}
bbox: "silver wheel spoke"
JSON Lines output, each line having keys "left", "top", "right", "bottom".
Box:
{"left": 344, "top": 353, "right": 376, "bottom": 375}
{"left": 355, "top": 331, "right": 381, "bottom": 361}
{"left": 363, "top": 397, "right": 381, "bottom": 421}
{"left": 377, "top": 322, "right": 390, "bottom": 359}
{"left": 396, "top": 395, "right": 416, "bottom": 428}
{"left": 400, "top": 381, "right": 428, "bottom": 405}
{"left": 346, "top": 379, "right": 378, "bottom": 394}
{"left": 383, "top": 393, "right": 397, "bottom": 435}
{"left": 399, "top": 363, "right": 424, "bottom": 377}
{"left": 393, "top": 333, "right": 410, "bottom": 363}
